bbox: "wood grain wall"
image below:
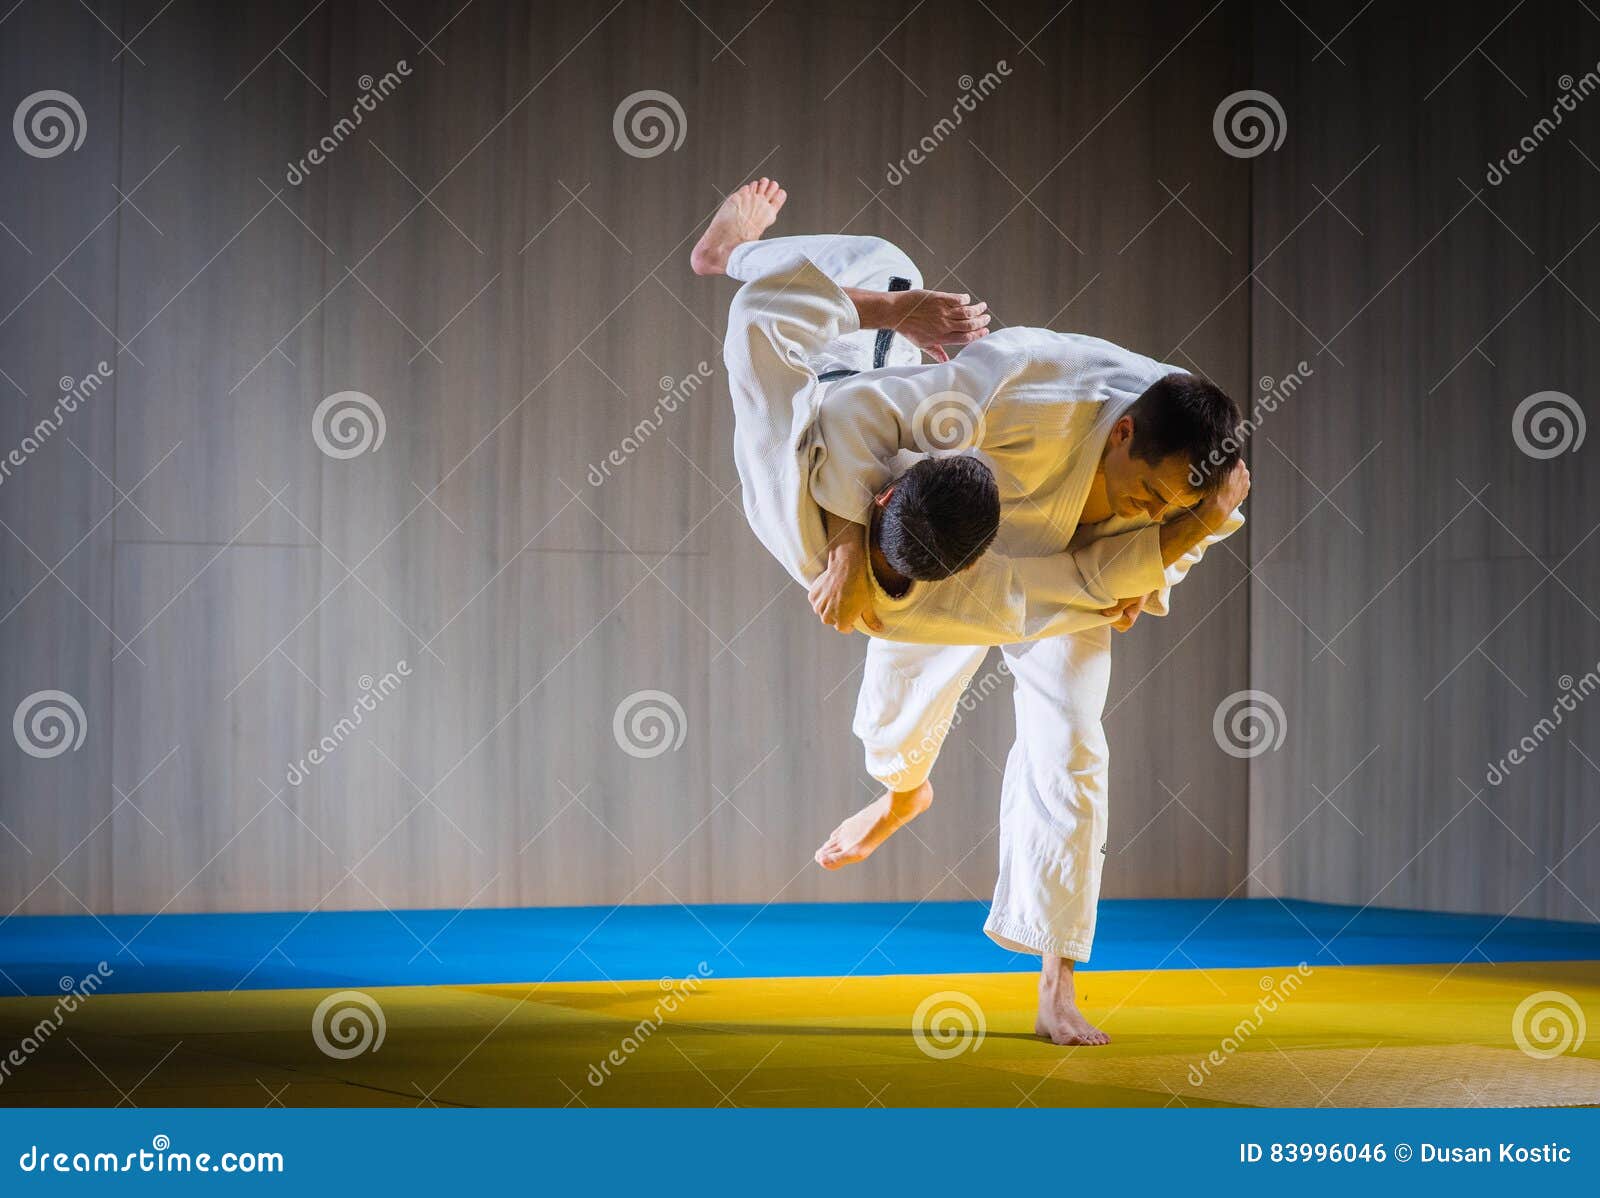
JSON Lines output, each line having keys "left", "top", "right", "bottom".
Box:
{"left": 0, "top": 0, "right": 1252, "bottom": 918}
{"left": 1246, "top": 0, "right": 1600, "bottom": 921}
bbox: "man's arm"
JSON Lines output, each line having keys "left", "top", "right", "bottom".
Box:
{"left": 1099, "top": 461, "right": 1252, "bottom": 631}
{"left": 843, "top": 288, "right": 991, "bottom": 362}
{"left": 808, "top": 509, "right": 881, "bottom": 634}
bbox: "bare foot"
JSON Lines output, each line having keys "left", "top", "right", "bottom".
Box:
{"left": 690, "top": 178, "right": 788, "bottom": 276}
{"left": 814, "top": 781, "right": 932, "bottom": 870}
{"left": 1035, "top": 956, "right": 1110, "bottom": 1046}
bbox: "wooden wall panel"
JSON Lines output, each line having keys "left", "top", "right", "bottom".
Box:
{"left": 0, "top": 0, "right": 125, "bottom": 918}
{"left": 1246, "top": 0, "right": 1600, "bottom": 921}
{"left": 2, "top": 0, "right": 1251, "bottom": 918}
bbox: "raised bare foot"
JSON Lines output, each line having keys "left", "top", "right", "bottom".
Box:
{"left": 813, "top": 781, "right": 932, "bottom": 870}
{"left": 1035, "top": 956, "right": 1110, "bottom": 1046}
{"left": 690, "top": 178, "right": 787, "bottom": 276}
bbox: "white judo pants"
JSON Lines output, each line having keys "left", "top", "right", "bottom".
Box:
{"left": 726, "top": 234, "right": 925, "bottom": 373}
{"left": 733, "top": 231, "right": 1118, "bottom": 964}
{"left": 856, "top": 633, "right": 1113, "bottom": 963}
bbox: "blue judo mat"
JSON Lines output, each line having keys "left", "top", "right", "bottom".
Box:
{"left": 0, "top": 898, "right": 1595, "bottom": 997}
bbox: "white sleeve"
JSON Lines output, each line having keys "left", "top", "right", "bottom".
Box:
{"left": 1141, "top": 506, "right": 1245, "bottom": 618}
{"left": 810, "top": 334, "right": 1029, "bottom": 522}
{"left": 873, "top": 508, "right": 1245, "bottom": 646}
{"left": 875, "top": 534, "right": 1157, "bottom": 647}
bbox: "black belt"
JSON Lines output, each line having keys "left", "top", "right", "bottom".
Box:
{"left": 817, "top": 275, "right": 912, "bottom": 383}
{"left": 873, "top": 275, "right": 912, "bottom": 367}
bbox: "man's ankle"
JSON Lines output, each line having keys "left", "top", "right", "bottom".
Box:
{"left": 889, "top": 782, "right": 931, "bottom": 815}
{"left": 1040, "top": 955, "right": 1077, "bottom": 991}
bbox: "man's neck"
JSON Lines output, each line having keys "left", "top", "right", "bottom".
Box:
{"left": 867, "top": 510, "right": 912, "bottom": 598}
{"left": 1080, "top": 469, "right": 1114, "bottom": 525}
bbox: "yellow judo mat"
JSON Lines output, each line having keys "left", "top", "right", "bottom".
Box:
{"left": 1, "top": 961, "right": 1596, "bottom": 1107}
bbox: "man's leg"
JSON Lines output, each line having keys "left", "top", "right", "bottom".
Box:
{"left": 817, "top": 637, "right": 988, "bottom": 868}
{"left": 991, "top": 630, "right": 1115, "bottom": 1046}
{"left": 692, "top": 180, "right": 924, "bottom": 373}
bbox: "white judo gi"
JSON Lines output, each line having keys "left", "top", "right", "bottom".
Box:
{"left": 723, "top": 233, "right": 1242, "bottom": 962}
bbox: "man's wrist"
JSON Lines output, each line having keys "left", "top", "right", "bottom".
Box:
{"left": 1158, "top": 510, "right": 1211, "bottom": 566}
{"left": 844, "top": 286, "right": 896, "bottom": 331}
{"left": 1195, "top": 500, "right": 1232, "bottom": 534}
{"left": 826, "top": 519, "right": 868, "bottom": 559}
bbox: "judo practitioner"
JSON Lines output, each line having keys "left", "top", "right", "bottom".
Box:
{"left": 693, "top": 179, "right": 1248, "bottom": 1044}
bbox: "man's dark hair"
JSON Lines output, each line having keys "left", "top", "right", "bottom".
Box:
{"left": 877, "top": 455, "right": 1001, "bottom": 581}
{"left": 1127, "top": 372, "right": 1243, "bottom": 492}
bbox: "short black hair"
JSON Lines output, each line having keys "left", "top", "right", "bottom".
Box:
{"left": 1127, "top": 372, "right": 1243, "bottom": 492}
{"left": 877, "top": 455, "right": 1000, "bottom": 581}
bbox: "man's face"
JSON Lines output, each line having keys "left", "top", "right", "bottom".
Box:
{"left": 1101, "top": 416, "right": 1205, "bottom": 520}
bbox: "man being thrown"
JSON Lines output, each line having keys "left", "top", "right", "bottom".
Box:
{"left": 693, "top": 179, "right": 1249, "bottom": 1045}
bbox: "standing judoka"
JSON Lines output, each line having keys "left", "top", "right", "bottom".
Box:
{"left": 693, "top": 180, "right": 1248, "bottom": 1045}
